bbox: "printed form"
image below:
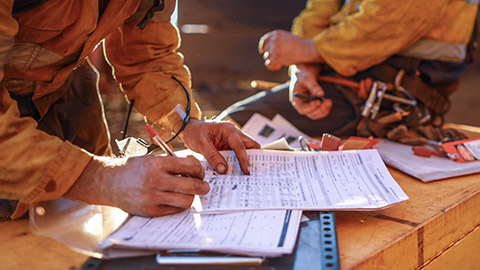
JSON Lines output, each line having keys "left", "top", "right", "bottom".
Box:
{"left": 195, "top": 149, "right": 408, "bottom": 213}
{"left": 241, "top": 113, "right": 321, "bottom": 148}
{"left": 99, "top": 210, "right": 302, "bottom": 257}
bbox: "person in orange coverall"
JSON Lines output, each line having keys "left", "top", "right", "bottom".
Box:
{"left": 220, "top": 0, "right": 478, "bottom": 144}
{"left": 0, "top": 0, "right": 260, "bottom": 220}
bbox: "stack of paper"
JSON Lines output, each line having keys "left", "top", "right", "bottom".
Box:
{"left": 99, "top": 148, "right": 408, "bottom": 257}
{"left": 99, "top": 210, "right": 301, "bottom": 257}
{"left": 195, "top": 149, "right": 408, "bottom": 212}
{"left": 98, "top": 113, "right": 408, "bottom": 258}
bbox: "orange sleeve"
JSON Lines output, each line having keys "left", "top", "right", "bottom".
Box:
{"left": 311, "top": 0, "right": 450, "bottom": 76}
{"left": 0, "top": 1, "right": 93, "bottom": 219}
{"left": 104, "top": 3, "right": 201, "bottom": 139}
{"left": 291, "top": 0, "right": 341, "bottom": 39}
{"left": 0, "top": 87, "right": 93, "bottom": 219}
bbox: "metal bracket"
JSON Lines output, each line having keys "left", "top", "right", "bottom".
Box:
{"left": 319, "top": 211, "right": 340, "bottom": 270}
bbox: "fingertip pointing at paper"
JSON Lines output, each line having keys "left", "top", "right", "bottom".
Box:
{"left": 216, "top": 164, "right": 226, "bottom": 174}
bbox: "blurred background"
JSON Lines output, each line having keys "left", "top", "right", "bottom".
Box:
{"left": 90, "top": 0, "right": 480, "bottom": 155}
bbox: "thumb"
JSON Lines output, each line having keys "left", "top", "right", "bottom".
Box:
{"left": 304, "top": 75, "right": 324, "bottom": 97}
{"left": 201, "top": 144, "right": 228, "bottom": 174}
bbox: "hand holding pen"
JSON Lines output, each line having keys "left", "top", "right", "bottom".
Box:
{"left": 64, "top": 125, "right": 209, "bottom": 218}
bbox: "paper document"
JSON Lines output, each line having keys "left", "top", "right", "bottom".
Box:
{"left": 377, "top": 139, "right": 480, "bottom": 181}
{"left": 241, "top": 113, "right": 321, "bottom": 148}
{"left": 99, "top": 210, "right": 302, "bottom": 257}
{"left": 195, "top": 149, "right": 408, "bottom": 213}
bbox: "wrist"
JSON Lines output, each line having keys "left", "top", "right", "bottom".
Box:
{"left": 307, "top": 39, "right": 324, "bottom": 63}
{"left": 290, "top": 63, "right": 322, "bottom": 78}
{"left": 178, "top": 118, "right": 202, "bottom": 142}
{"left": 64, "top": 156, "right": 126, "bottom": 206}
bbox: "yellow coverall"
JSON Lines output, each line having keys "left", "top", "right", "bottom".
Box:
{"left": 292, "top": 0, "right": 478, "bottom": 76}
{"left": 220, "top": 0, "right": 478, "bottom": 142}
{"left": 0, "top": 0, "right": 202, "bottom": 218}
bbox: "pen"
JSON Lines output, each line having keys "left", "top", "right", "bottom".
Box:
{"left": 293, "top": 93, "right": 325, "bottom": 102}
{"left": 145, "top": 125, "right": 176, "bottom": 157}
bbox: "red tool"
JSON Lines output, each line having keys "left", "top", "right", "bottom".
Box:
{"left": 320, "top": 133, "right": 341, "bottom": 151}
{"left": 318, "top": 75, "right": 360, "bottom": 89}
{"left": 412, "top": 146, "right": 446, "bottom": 158}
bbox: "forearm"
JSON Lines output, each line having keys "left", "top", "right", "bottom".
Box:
{"left": 66, "top": 154, "right": 210, "bottom": 217}
{"left": 64, "top": 156, "right": 126, "bottom": 207}
{"left": 299, "top": 39, "right": 324, "bottom": 64}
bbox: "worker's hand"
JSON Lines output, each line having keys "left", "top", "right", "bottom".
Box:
{"left": 289, "top": 64, "right": 333, "bottom": 120}
{"left": 65, "top": 155, "right": 209, "bottom": 217}
{"left": 258, "top": 30, "right": 323, "bottom": 71}
{"left": 180, "top": 119, "right": 261, "bottom": 175}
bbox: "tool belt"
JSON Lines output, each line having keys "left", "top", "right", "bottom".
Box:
{"left": 339, "top": 56, "right": 469, "bottom": 145}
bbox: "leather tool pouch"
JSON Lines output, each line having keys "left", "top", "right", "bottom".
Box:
{"left": 353, "top": 4, "right": 479, "bottom": 145}
{"left": 335, "top": 55, "right": 469, "bottom": 145}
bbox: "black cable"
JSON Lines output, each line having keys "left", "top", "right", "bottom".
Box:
{"left": 167, "top": 75, "right": 191, "bottom": 143}
{"left": 121, "top": 99, "right": 135, "bottom": 140}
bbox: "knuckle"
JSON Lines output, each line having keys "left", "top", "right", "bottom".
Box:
{"left": 226, "top": 123, "right": 237, "bottom": 133}
{"left": 182, "top": 178, "right": 202, "bottom": 193}
{"left": 161, "top": 155, "right": 179, "bottom": 167}
{"left": 185, "top": 155, "right": 198, "bottom": 166}
{"left": 200, "top": 182, "right": 210, "bottom": 195}
{"left": 186, "top": 156, "right": 204, "bottom": 173}
{"left": 171, "top": 194, "right": 194, "bottom": 209}
{"left": 143, "top": 191, "right": 157, "bottom": 202}
{"left": 205, "top": 153, "right": 223, "bottom": 166}
{"left": 219, "top": 121, "right": 235, "bottom": 130}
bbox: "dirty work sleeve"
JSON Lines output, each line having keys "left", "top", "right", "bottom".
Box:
{"left": 103, "top": 0, "right": 202, "bottom": 140}
{"left": 0, "top": 1, "right": 93, "bottom": 219}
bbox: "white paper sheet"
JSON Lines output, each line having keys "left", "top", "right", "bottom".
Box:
{"left": 98, "top": 209, "right": 302, "bottom": 257}
{"left": 376, "top": 139, "right": 480, "bottom": 181}
{"left": 463, "top": 139, "right": 480, "bottom": 160}
{"left": 241, "top": 113, "right": 321, "bottom": 149}
{"left": 195, "top": 149, "right": 408, "bottom": 213}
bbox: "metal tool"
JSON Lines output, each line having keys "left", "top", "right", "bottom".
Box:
{"left": 361, "top": 81, "right": 378, "bottom": 118}
{"left": 417, "top": 106, "right": 432, "bottom": 125}
{"left": 394, "top": 70, "right": 416, "bottom": 101}
{"left": 383, "top": 93, "right": 417, "bottom": 106}
{"left": 370, "top": 81, "right": 388, "bottom": 120}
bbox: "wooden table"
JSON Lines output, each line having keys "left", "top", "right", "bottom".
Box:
{"left": 0, "top": 218, "right": 88, "bottom": 270}
{"left": 337, "top": 167, "right": 480, "bottom": 269}
{"left": 2, "top": 167, "right": 480, "bottom": 269}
